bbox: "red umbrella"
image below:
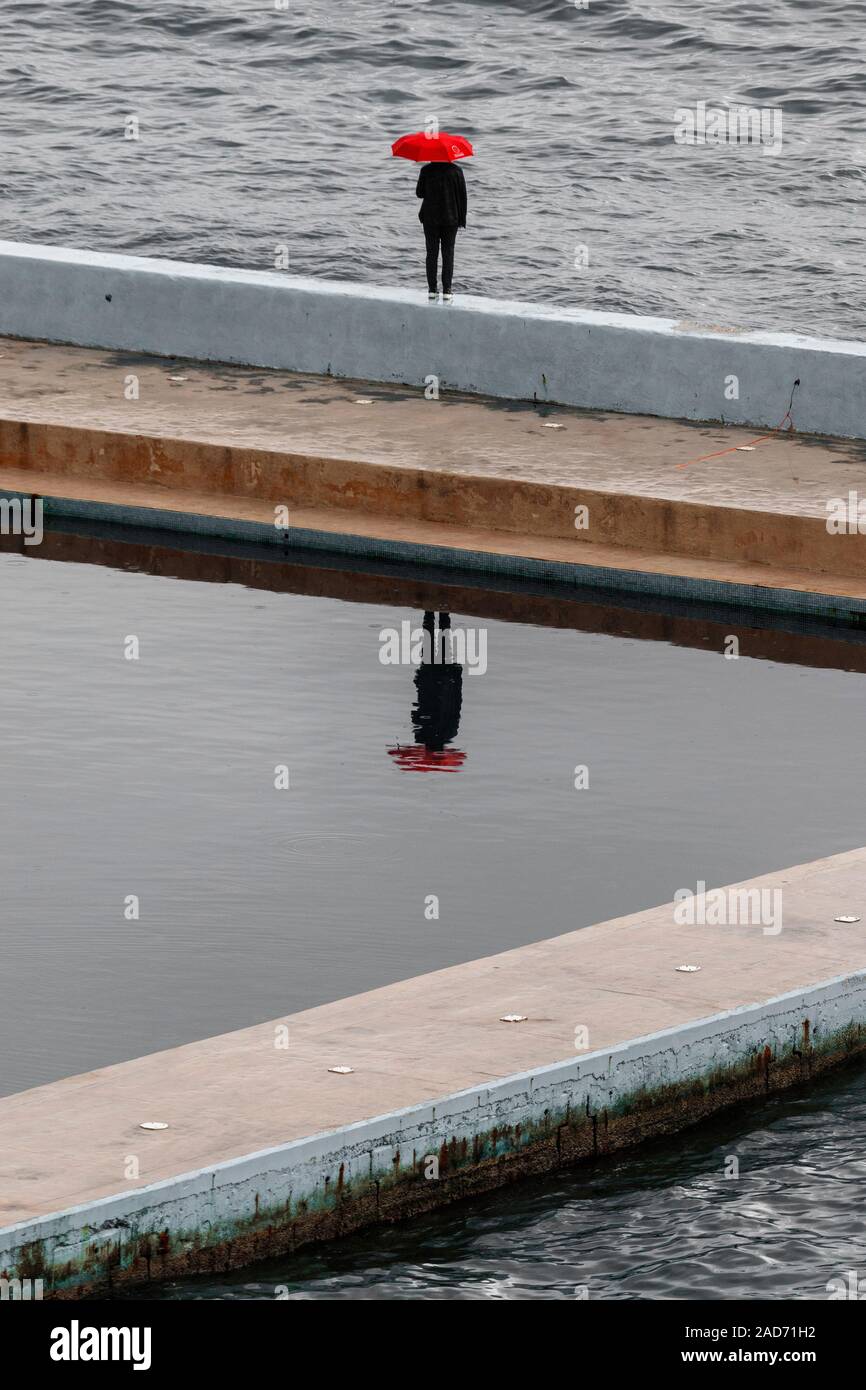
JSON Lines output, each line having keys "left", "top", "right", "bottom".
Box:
{"left": 391, "top": 131, "right": 474, "bottom": 163}
{"left": 387, "top": 745, "right": 467, "bottom": 772}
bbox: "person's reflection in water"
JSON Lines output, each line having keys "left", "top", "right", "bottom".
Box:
{"left": 412, "top": 611, "right": 463, "bottom": 751}
{"left": 387, "top": 611, "right": 466, "bottom": 772}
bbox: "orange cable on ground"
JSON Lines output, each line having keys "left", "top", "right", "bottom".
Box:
{"left": 677, "top": 380, "right": 800, "bottom": 470}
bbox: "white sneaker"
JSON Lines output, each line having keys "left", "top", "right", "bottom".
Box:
{"left": 442, "top": 291, "right": 454, "bottom": 304}
{"left": 428, "top": 291, "right": 439, "bottom": 302}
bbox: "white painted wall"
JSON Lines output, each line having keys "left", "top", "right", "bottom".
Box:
{"left": 0, "top": 240, "right": 864, "bottom": 437}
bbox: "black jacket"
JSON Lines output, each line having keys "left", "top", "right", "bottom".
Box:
{"left": 416, "top": 162, "right": 467, "bottom": 228}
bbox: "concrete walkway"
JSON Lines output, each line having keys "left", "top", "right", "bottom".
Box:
{"left": 1, "top": 337, "right": 866, "bottom": 601}
{"left": 1, "top": 847, "right": 864, "bottom": 1295}
{"left": 1, "top": 335, "right": 863, "bottom": 510}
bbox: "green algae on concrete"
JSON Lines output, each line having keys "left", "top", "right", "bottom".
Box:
{"left": 2, "top": 848, "right": 866, "bottom": 1297}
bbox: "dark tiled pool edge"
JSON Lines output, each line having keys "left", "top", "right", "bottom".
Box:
{"left": 5, "top": 488, "right": 865, "bottom": 627}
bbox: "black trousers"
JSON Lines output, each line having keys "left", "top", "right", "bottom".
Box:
{"left": 423, "top": 222, "right": 457, "bottom": 292}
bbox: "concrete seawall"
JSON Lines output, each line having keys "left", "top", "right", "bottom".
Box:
{"left": 1, "top": 240, "right": 865, "bottom": 438}
{"left": 1, "top": 848, "right": 864, "bottom": 1297}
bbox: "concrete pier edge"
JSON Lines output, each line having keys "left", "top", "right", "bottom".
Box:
{"left": 1, "top": 240, "right": 865, "bottom": 438}
{"left": 2, "top": 967, "right": 865, "bottom": 1297}
{"left": 2, "top": 333, "right": 865, "bottom": 620}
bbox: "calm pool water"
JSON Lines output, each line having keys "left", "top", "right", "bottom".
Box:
{"left": 4, "top": 539, "right": 866, "bottom": 1302}
{"left": 2, "top": 546, "right": 866, "bottom": 1099}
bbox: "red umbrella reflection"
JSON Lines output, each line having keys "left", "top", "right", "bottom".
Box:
{"left": 387, "top": 745, "right": 466, "bottom": 773}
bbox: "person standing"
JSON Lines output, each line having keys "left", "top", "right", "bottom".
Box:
{"left": 416, "top": 161, "right": 467, "bottom": 302}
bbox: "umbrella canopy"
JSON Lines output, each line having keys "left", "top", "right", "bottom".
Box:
{"left": 387, "top": 745, "right": 467, "bottom": 772}
{"left": 391, "top": 131, "right": 474, "bottom": 163}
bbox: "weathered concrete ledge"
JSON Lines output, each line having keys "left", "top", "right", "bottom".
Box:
{"left": 1, "top": 848, "right": 864, "bottom": 1297}
{"left": 0, "top": 239, "right": 865, "bottom": 438}
{"left": 1, "top": 337, "right": 865, "bottom": 623}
